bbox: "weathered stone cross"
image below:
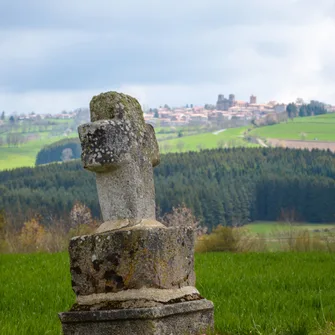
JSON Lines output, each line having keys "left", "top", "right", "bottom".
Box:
{"left": 78, "top": 92, "right": 160, "bottom": 230}
{"left": 59, "top": 91, "right": 214, "bottom": 335}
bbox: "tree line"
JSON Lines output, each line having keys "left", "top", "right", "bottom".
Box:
{"left": 35, "top": 138, "right": 81, "bottom": 165}
{"left": 0, "top": 147, "right": 334, "bottom": 230}
{"left": 286, "top": 101, "right": 327, "bottom": 119}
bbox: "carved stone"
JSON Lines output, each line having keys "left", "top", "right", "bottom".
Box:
{"left": 59, "top": 91, "right": 214, "bottom": 335}
{"left": 78, "top": 92, "right": 159, "bottom": 226}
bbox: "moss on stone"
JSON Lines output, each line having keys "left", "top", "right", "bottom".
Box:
{"left": 90, "top": 91, "right": 144, "bottom": 124}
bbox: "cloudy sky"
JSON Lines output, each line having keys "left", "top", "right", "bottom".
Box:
{"left": 1, "top": 0, "right": 335, "bottom": 114}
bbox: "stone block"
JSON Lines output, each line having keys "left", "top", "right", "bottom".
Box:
{"left": 59, "top": 299, "right": 214, "bottom": 335}
{"left": 70, "top": 225, "right": 196, "bottom": 296}
{"left": 78, "top": 119, "right": 159, "bottom": 222}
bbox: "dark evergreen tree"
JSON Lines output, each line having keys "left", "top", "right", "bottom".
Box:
{"left": 0, "top": 148, "right": 334, "bottom": 229}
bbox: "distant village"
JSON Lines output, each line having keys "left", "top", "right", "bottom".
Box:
{"left": 1, "top": 94, "right": 334, "bottom": 128}
{"left": 144, "top": 94, "right": 290, "bottom": 127}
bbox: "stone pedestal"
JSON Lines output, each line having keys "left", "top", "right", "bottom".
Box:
{"left": 69, "top": 223, "right": 195, "bottom": 295}
{"left": 59, "top": 300, "right": 214, "bottom": 335}
{"left": 59, "top": 92, "right": 214, "bottom": 334}
{"left": 59, "top": 223, "right": 214, "bottom": 334}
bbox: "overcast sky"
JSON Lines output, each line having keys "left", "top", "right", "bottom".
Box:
{"left": 1, "top": 0, "right": 335, "bottom": 114}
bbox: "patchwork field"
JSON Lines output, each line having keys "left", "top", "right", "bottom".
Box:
{"left": 1, "top": 252, "right": 335, "bottom": 335}
{"left": 1, "top": 113, "right": 334, "bottom": 170}
{"left": 0, "top": 126, "right": 253, "bottom": 170}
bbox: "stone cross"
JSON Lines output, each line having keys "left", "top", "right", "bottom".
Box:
{"left": 78, "top": 92, "right": 160, "bottom": 229}
{"left": 59, "top": 91, "right": 214, "bottom": 335}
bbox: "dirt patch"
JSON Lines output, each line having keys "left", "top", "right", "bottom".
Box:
{"left": 268, "top": 139, "right": 335, "bottom": 152}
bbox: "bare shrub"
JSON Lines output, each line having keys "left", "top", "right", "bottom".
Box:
{"left": 41, "top": 221, "right": 69, "bottom": 253}
{"left": 61, "top": 148, "right": 73, "bottom": 161}
{"left": 322, "top": 230, "right": 335, "bottom": 252}
{"left": 161, "top": 204, "right": 207, "bottom": 237}
{"left": 196, "top": 225, "right": 266, "bottom": 253}
{"left": 271, "top": 227, "right": 330, "bottom": 252}
{"left": 68, "top": 201, "right": 97, "bottom": 238}
{"left": 0, "top": 210, "right": 9, "bottom": 252}
{"left": 1, "top": 204, "right": 99, "bottom": 253}
{"left": 69, "top": 201, "right": 93, "bottom": 228}
{"left": 19, "top": 218, "right": 46, "bottom": 253}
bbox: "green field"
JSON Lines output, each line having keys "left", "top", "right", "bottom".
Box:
{"left": 159, "top": 126, "right": 255, "bottom": 153}
{"left": 1, "top": 113, "right": 334, "bottom": 170}
{"left": 247, "top": 221, "right": 335, "bottom": 235}
{"left": 0, "top": 133, "right": 76, "bottom": 170}
{"left": 0, "top": 126, "right": 254, "bottom": 170}
{"left": 0, "top": 118, "right": 78, "bottom": 171}
{"left": 249, "top": 113, "right": 335, "bottom": 141}
{"left": 1, "top": 252, "right": 335, "bottom": 335}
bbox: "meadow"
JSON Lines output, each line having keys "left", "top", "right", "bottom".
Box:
{"left": 1, "top": 113, "right": 334, "bottom": 170}
{"left": 159, "top": 126, "right": 255, "bottom": 153}
{"left": 249, "top": 113, "right": 335, "bottom": 142}
{"left": 0, "top": 119, "right": 77, "bottom": 171}
{"left": 246, "top": 221, "right": 335, "bottom": 235}
{"left": 0, "top": 125, "right": 253, "bottom": 170}
{"left": 1, "top": 252, "right": 335, "bottom": 335}
{"left": 0, "top": 134, "right": 75, "bottom": 170}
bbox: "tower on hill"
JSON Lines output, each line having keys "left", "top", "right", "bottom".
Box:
{"left": 217, "top": 93, "right": 236, "bottom": 111}
{"left": 250, "top": 95, "right": 257, "bottom": 104}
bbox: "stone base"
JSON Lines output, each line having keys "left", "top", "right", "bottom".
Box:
{"left": 69, "top": 225, "right": 195, "bottom": 296}
{"left": 59, "top": 299, "right": 214, "bottom": 335}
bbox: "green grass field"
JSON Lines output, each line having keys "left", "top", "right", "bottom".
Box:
{"left": 1, "top": 252, "right": 335, "bottom": 335}
{"left": 0, "top": 126, "right": 254, "bottom": 170}
{"left": 1, "top": 113, "right": 334, "bottom": 170}
{"left": 159, "top": 126, "right": 256, "bottom": 153}
{"left": 247, "top": 221, "right": 335, "bottom": 235}
{"left": 249, "top": 113, "right": 335, "bottom": 141}
{"left": 0, "top": 133, "right": 76, "bottom": 171}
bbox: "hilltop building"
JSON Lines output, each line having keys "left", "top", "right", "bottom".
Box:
{"left": 216, "top": 94, "right": 236, "bottom": 111}
{"left": 250, "top": 95, "right": 257, "bottom": 104}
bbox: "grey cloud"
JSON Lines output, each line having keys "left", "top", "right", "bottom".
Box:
{"left": 0, "top": 0, "right": 335, "bottom": 109}
{"left": 0, "top": 0, "right": 329, "bottom": 31}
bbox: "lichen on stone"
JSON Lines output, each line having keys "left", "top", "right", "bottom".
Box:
{"left": 90, "top": 91, "right": 144, "bottom": 125}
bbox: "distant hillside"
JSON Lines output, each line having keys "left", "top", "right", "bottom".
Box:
{"left": 1, "top": 148, "right": 334, "bottom": 230}
{"left": 0, "top": 118, "right": 78, "bottom": 171}
{"left": 158, "top": 126, "right": 255, "bottom": 153}
{"left": 35, "top": 138, "right": 81, "bottom": 165}
{"left": 249, "top": 113, "right": 335, "bottom": 142}
{"left": 0, "top": 125, "right": 252, "bottom": 170}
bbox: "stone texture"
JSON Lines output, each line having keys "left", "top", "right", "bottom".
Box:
{"left": 59, "top": 300, "right": 214, "bottom": 335}
{"left": 75, "top": 287, "right": 201, "bottom": 309}
{"left": 69, "top": 225, "right": 196, "bottom": 296}
{"left": 96, "top": 218, "right": 164, "bottom": 234}
{"left": 78, "top": 91, "right": 159, "bottom": 223}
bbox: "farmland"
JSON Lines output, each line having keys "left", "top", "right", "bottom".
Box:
{"left": 0, "top": 119, "right": 77, "bottom": 171}
{"left": 1, "top": 252, "right": 335, "bottom": 335}
{"left": 1, "top": 113, "right": 334, "bottom": 171}
{"left": 158, "top": 126, "right": 255, "bottom": 153}
{"left": 247, "top": 221, "right": 335, "bottom": 235}
{"left": 0, "top": 125, "right": 253, "bottom": 170}
{"left": 249, "top": 113, "right": 335, "bottom": 142}
{"left": 0, "top": 134, "right": 74, "bottom": 170}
